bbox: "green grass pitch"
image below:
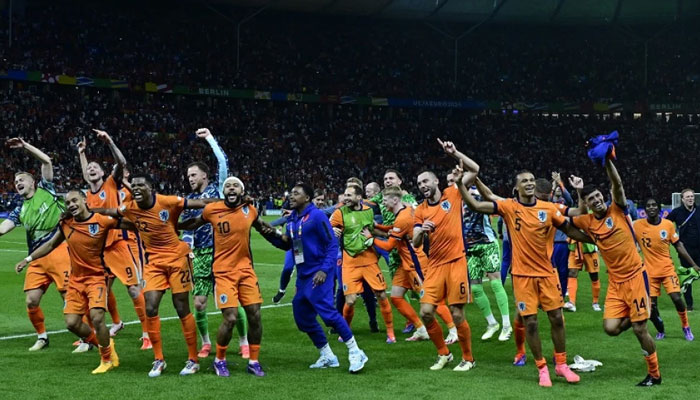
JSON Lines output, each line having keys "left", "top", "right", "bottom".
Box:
{"left": 1, "top": 220, "right": 698, "bottom": 400}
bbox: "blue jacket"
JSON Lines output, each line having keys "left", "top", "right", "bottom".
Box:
{"left": 277, "top": 204, "right": 338, "bottom": 279}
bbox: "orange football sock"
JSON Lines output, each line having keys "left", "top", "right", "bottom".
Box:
{"left": 644, "top": 352, "right": 660, "bottom": 378}
{"left": 567, "top": 277, "right": 578, "bottom": 305}
{"left": 591, "top": 280, "right": 601, "bottom": 304}
{"left": 436, "top": 304, "right": 454, "bottom": 328}
{"left": 378, "top": 298, "right": 395, "bottom": 338}
{"left": 535, "top": 358, "right": 547, "bottom": 370}
{"left": 426, "top": 319, "right": 449, "bottom": 356}
{"left": 132, "top": 293, "right": 147, "bottom": 331}
{"left": 107, "top": 290, "right": 121, "bottom": 324}
{"left": 456, "top": 320, "right": 474, "bottom": 362}
{"left": 216, "top": 344, "right": 228, "bottom": 360}
{"left": 27, "top": 307, "right": 46, "bottom": 335}
{"left": 554, "top": 352, "right": 567, "bottom": 366}
{"left": 99, "top": 345, "right": 112, "bottom": 362}
{"left": 146, "top": 315, "right": 164, "bottom": 360}
{"left": 84, "top": 331, "right": 99, "bottom": 346}
{"left": 249, "top": 344, "right": 260, "bottom": 362}
{"left": 391, "top": 297, "right": 423, "bottom": 328}
{"left": 513, "top": 317, "right": 526, "bottom": 356}
{"left": 343, "top": 304, "right": 355, "bottom": 326}
{"left": 179, "top": 313, "right": 198, "bottom": 362}
{"left": 678, "top": 310, "right": 689, "bottom": 328}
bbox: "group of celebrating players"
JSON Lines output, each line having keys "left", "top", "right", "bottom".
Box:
{"left": 2, "top": 129, "right": 698, "bottom": 387}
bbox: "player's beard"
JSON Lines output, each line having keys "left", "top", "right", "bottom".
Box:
{"left": 224, "top": 193, "right": 242, "bottom": 208}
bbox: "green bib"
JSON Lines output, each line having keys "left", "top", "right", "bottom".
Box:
{"left": 19, "top": 186, "right": 65, "bottom": 251}
{"left": 340, "top": 205, "right": 375, "bottom": 257}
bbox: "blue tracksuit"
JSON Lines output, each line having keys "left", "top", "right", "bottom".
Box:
{"left": 498, "top": 217, "right": 512, "bottom": 284}
{"left": 278, "top": 204, "right": 354, "bottom": 346}
{"left": 552, "top": 188, "right": 574, "bottom": 297}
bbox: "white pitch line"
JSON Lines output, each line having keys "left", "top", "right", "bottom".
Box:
{"left": 0, "top": 302, "right": 293, "bottom": 341}
{"left": 0, "top": 240, "right": 27, "bottom": 245}
{"left": 0, "top": 249, "right": 26, "bottom": 253}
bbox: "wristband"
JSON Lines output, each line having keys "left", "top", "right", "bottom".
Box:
{"left": 25, "top": 256, "right": 33, "bottom": 263}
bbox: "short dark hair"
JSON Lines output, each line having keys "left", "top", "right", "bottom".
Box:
{"left": 66, "top": 189, "right": 87, "bottom": 198}
{"left": 294, "top": 182, "right": 314, "bottom": 199}
{"left": 514, "top": 170, "right": 534, "bottom": 185}
{"left": 131, "top": 173, "right": 155, "bottom": 187}
{"left": 645, "top": 197, "right": 658, "bottom": 206}
{"left": 384, "top": 168, "right": 404, "bottom": 183}
{"left": 187, "top": 162, "right": 210, "bottom": 178}
{"left": 535, "top": 178, "right": 551, "bottom": 194}
{"left": 346, "top": 184, "right": 363, "bottom": 196}
{"left": 417, "top": 170, "right": 437, "bottom": 180}
{"left": 313, "top": 188, "right": 325, "bottom": 198}
{"left": 581, "top": 184, "right": 601, "bottom": 199}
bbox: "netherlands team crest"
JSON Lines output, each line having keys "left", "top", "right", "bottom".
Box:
{"left": 120, "top": 191, "right": 126, "bottom": 201}
{"left": 517, "top": 302, "right": 526, "bottom": 312}
{"left": 441, "top": 200, "right": 451, "bottom": 212}
{"left": 159, "top": 210, "right": 170, "bottom": 222}
{"left": 88, "top": 223, "right": 100, "bottom": 236}
{"left": 660, "top": 230, "right": 668, "bottom": 240}
{"left": 220, "top": 294, "right": 228, "bottom": 304}
{"left": 99, "top": 191, "right": 106, "bottom": 200}
{"left": 537, "top": 210, "right": 547, "bottom": 223}
{"left": 242, "top": 205, "right": 250, "bottom": 216}
{"left": 605, "top": 217, "right": 614, "bottom": 229}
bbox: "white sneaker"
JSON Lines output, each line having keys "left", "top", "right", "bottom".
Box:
{"left": 72, "top": 340, "right": 94, "bottom": 353}
{"left": 592, "top": 303, "right": 602, "bottom": 312}
{"left": 430, "top": 353, "right": 454, "bottom": 370}
{"left": 348, "top": 349, "right": 368, "bottom": 373}
{"left": 563, "top": 302, "right": 577, "bottom": 312}
{"left": 109, "top": 321, "right": 124, "bottom": 337}
{"left": 481, "top": 323, "right": 500, "bottom": 340}
{"left": 148, "top": 359, "right": 167, "bottom": 378}
{"left": 498, "top": 325, "right": 513, "bottom": 342}
{"left": 444, "top": 331, "right": 458, "bottom": 345}
{"left": 453, "top": 359, "right": 476, "bottom": 371}
{"left": 179, "top": 359, "right": 200, "bottom": 376}
{"left": 310, "top": 354, "right": 340, "bottom": 369}
{"left": 28, "top": 338, "right": 49, "bottom": 352}
{"left": 405, "top": 326, "right": 430, "bottom": 342}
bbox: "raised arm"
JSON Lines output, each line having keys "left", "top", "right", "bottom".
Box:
{"left": 91, "top": 207, "right": 121, "bottom": 218}
{"left": 563, "top": 175, "right": 588, "bottom": 216}
{"left": 94, "top": 129, "right": 127, "bottom": 179}
{"left": 437, "top": 138, "right": 479, "bottom": 186}
{"left": 77, "top": 136, "right": 90, "bottom": 183}
{"left": 6, "top": 138, "right": 53, "bottom": 182}
{"left": 475, "top": 177, "right": 505, "bottom": 202}
{"left": 674, "top": 241, "right": 700, "bottom": 272}
{"left": 15, "top": 229, "right": 65, "bottom": 273}
{"left": 605, "top": 159, "right": 626, "bottom": 207}
{"left": 454, "top": 163, "right": 495, "bottom": 214}
{"left": 197, "top": 128, "right": 229, "bottom": 196}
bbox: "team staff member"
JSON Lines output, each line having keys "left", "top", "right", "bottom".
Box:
{"left": 666, "top": 188, "right": 700, "bottom": 310}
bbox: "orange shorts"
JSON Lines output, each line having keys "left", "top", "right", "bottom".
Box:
{"left": 604, "top": 271, "right": 651, "bottom": 323}
{"left": 142, "top": 256, "right": 193, "bottom": 294}
{"left": 64, "top": 275, "right": 108, "bottom": 315}
{"left": 420, "top": 258, "right": 468, "bottom": 306}
{"left": 23, "top": 242, "right": 71, "bottom": 292}
{"left": 648, "top": 274, "right": 680, "bottom": 297}
{"left": 568, "top": 251, "right": 600, "bottom": 272}
{"left": 342, "top": 263, "right": 387, "bottom": 295}
{"left": 392, "top": 268, "right": 422, "bottom": 292}
{"left": 103, "top": 240, "right": 141, "bottom": 287}
{"left": 512, "top": 274, "right": 564, "bottom": 316}
{"left": 214, "top": 268, "right": 262, "bottom": 308}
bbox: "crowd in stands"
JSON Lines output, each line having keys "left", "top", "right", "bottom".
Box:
{"left": 2, "top": 1, "right": 699, "bottom": 102}
{"left": 2, "top": 82, "right": 698, "bottom": 207}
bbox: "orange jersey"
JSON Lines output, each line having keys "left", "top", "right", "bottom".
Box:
{"left": 202, "top": 201, "right": 257, "bottom": 273}
{"left": 87, "top": 175, "right": 127, "bottom": 246}
{"left": 495, "top": 198, "right": 567, "bottom": 277}
{"left": 414, "top": 185, "right": 466, "bottom": 267}
{"left": 633, "top": 218, "right": 679, "bottom": 278}
{"left": 117, "top": 194, "right": 190, "bottom": 265}
{"left": 572, "top": 202, "right": 642, "bottom": 282}
{"left": 374, "top": 206, "right": 428, "bottom": 271}
{"left": 330, "top": 205, "right": 379, "bottom": 268}
{"left": 59, "top": 213, "right": 119, "bottom": 277}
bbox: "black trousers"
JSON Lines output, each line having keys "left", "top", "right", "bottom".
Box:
{"left": 680, "top": 245, "right": 700, "bottom": 309}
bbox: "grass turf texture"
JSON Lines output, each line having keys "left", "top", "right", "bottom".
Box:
{"left": 1, "top": 218, "right": 698, "bottom": 400}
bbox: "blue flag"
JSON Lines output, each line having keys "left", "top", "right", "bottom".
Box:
{"left": 587, "top": 130, "right": 619, "bottom": 166}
